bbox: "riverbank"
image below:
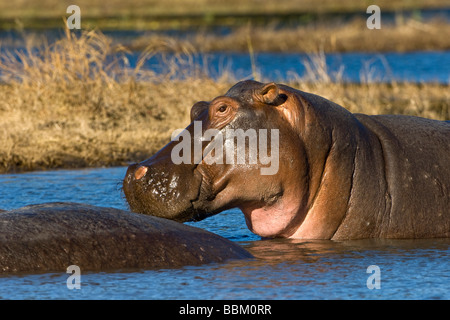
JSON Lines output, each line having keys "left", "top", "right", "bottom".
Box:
{"left": 3, "top": 15, "right": 450, "bottom": 54}
{"left": 128, "top": 17, "right": 450, "bottom": 53}
{"left": 0, "top": 30, "right": 449, "bottom": 173}
{"left": 1, "top": 0, "right": 448, "bottom": 30}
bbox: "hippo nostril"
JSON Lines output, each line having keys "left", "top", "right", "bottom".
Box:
{"left": 134, "top": 166, "right": 148, "bottom": 180}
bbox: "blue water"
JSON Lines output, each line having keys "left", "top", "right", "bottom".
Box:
{"left": 0, "top": 167, "right": 449, "bottom": 300}
{"left": 121, "top": 50, "right": 450, "bottom": 84}
{"left": 221, "top": 51, "right": 448, "bottom": 83}
{"left": 1, "top": 30, "right": 450, "bottom": 84}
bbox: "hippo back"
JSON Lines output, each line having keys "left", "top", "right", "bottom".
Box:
{"left": 0, "top": 202, "right": 252, "bottom": 273}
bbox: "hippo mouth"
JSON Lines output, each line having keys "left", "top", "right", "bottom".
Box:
{"left": 188, "top": 165, "right": 222, "bottom": 222}
{"left": 185, "top": 173, "right": 212, "bottom": 222}
{"left": 123, "top": 159, "right": 223, "bottom": 223}
{"left": 123, "top": 163, "right": 199, "bottom": 222}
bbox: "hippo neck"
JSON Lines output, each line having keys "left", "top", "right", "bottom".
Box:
{"left": 289, "top": 91, "right": 367, "bottom": 239}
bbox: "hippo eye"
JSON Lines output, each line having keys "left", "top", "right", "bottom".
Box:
{"left": 218, "top": 105, "right": 227, "bottom": 113}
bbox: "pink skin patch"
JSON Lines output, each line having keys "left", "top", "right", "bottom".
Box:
{"left": 240, "top": 194, "right": 302, "bottom": 238}
{"left": 134, "top": 166, "right": 148, "bottom": 180}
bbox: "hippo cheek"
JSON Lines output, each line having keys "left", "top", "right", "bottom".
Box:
{"left": 123, "top": 163, "right": 203, "bottom": 222}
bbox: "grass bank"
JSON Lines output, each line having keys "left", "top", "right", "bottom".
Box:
{"left": 1, "top": 0, "right": 449, "bottom": 30}
{"left": 129, "top": 17, "right": 450, "bottom": 53}
{"left": 0, "top": 30, "right": 449, "bottom": 173}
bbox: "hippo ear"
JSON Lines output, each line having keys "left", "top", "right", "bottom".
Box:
{"left": 259, "top": 82, "right": 287, "bottom": 106}
{"left": 260, "top": 82, "right": 279, "bottom": 105}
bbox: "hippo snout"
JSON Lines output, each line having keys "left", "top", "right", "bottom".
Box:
{"left": 123, "top": 162, "right": 203, "bottom": 222}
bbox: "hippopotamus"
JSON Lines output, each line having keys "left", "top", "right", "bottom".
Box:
{"left": 123, "top": 80, "right": 449, "bottom": 240}
{"left": 0, "top": 202, "right": 252, "bottom": 274}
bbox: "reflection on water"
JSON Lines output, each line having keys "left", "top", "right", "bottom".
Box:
{"left": 236, "top": 238, "right": 450, "bottom": 299}
{"left": 0, "top": 167, "right": 449, "bottom": 299}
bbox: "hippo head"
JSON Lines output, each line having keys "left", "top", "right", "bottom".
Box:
{"left": 123, "top": 80, "right": 313, "bottom": 238}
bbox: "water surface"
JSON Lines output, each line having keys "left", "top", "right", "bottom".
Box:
{"left": 1, "top": 30, "right": 449, "bottom": 84}
{"left": 126, "top": 50, "right": 450, "bottom": 84}
{"left": 0, "top": 167, "right": 449, "bottom": 299}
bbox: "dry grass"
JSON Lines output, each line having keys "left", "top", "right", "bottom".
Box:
{"left": 0, "top": 30, "right": 227, "bottom": 172}
{"left": 0, "top": 30, "right": 448, "bottom": 173}
{"left": 129, "top": 17, "right": 450, "bottom": 53}
{"left": 1, "top": 0, "right": 447, "bottom": 20}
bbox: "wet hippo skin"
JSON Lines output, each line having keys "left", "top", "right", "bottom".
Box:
{"left": 0, "top": 202, "right": 252, "bottom": 274}
{"left": 124, "top": 80, "right": 449, "bottom": 240}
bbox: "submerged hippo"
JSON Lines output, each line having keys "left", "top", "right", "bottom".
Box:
{"left": 0, "top": 203, "right": 252, "bottom": 273}
{"left": 123, "top": 80, "right": 449, "bottom": 240}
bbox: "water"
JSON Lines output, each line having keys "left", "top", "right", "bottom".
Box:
{"left": 122, "top": 50, "right": 450, "bottom": 84}
{"left": 2, "top": 30, "right": 450, "bottom": 84}
{"left": 0, "top": 167, "right": 449, "bottom": 300}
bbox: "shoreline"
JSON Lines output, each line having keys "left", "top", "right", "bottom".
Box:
{"left": 1, "top": 8, "right": 448, "bottom": 31}
{"left": 2, "top": 18, "right": 450, "bottom": 54}
{"left": 1, "top": 0, "right": 448, "bottom": 30}
{"left": 127, "top": 18, "right": 450, "bottom": 54}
